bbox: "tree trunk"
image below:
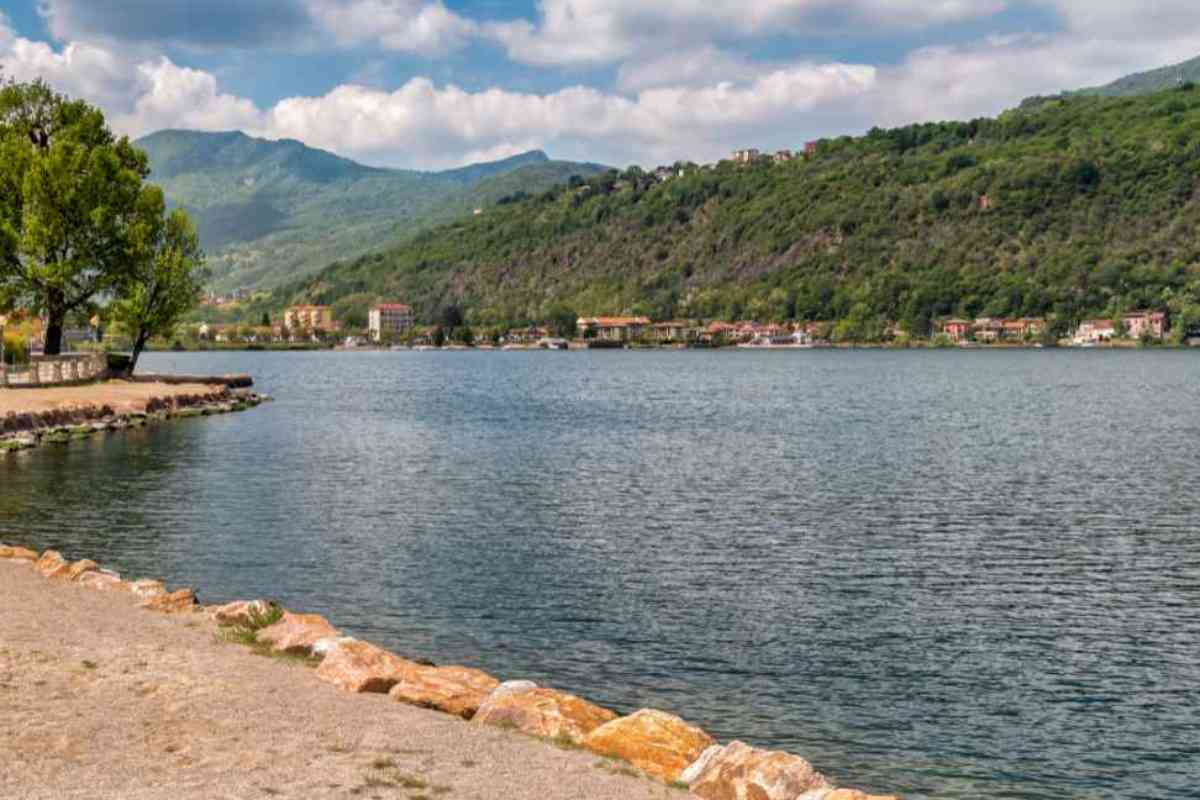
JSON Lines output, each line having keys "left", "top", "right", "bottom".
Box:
{"left": 126, "top": 332, "right": 149, "bottom": 378}
{"left": 44, "top": 291, "right": 65, "bottom": 356}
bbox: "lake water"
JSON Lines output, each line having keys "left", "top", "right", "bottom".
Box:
{"left": 3, "top": 349, "right": 1198, "bottom": 799}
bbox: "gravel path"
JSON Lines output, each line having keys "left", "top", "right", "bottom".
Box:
{"left": 0, "top": 560, "right": 681, "bottom": 800}
{"left": 0, "top": 382, "right": 213, "bottom": 415}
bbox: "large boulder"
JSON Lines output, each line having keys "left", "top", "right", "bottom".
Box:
{"left": 211, "top": 599, "right": 280, "bottom": 627}
{"left": 35, "top": 550, "right": 69, "bottom": 579}
{"left": 314, "top": 639, "right": 422, "bottom": 693}
{"left": 66, "top": 559, "right": 98, "bottom": 581}
{"left": 142, "top": 588, "right": 197, "bottom": 614}
{"left": 582, "top": 708, "right": 715, "bottom": 783}
{"left": 258, "top": 612, "right": 340, "bottom": 655}
{"left": 126, "top": 579, "right": 168, "bottom": 599}
{"left": 388, "top": 665, "right": 500, "bottom": 719}
{"left": 473, "top": 685, "right": 618, "bottom": 744}
{"left": 687, "top": 741, "right": 833, "bottom": 800}
{"left": 826, "top": 789, "right": 901, "bottom": 800}
{"left": 0, "top": 545, "right": 37, "bottom": 561}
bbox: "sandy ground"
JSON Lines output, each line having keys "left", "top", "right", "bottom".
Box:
{"left": 0, "top": 382, "right": 214, "bottom": 415}
{"left": 0, "top": 560, "right": 681, "bottom": 800}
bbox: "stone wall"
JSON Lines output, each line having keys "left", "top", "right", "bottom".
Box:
{"left": 1, "top": 353, "right": 107, "bottom": 387}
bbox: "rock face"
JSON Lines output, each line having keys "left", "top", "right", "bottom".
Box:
{"left": 126, "top": 579, "right": 168, "bottom": 599}
{"left": 582, "top": 708, "right": 715, "bottom": 783}
{"left": 687, "top": 741, "right": 833, "bottom": 800}
{"left": 314, "top": 639, "right": 422, "bottom": 693}
{"left": 826, "top": 790, "right": 901, "bottom": 800}
{"left": 0, "top": 545, "right": 38, "bottom": 561}
{"left": 142, "top": 588, "right": 197, "bottom": 614}
{"left": 473, "top": 685, "right": 618, "bottom": 744}
{"left": 35, "top": 550, "right": 69, "bottom": 579}
{"left": 211, "top": 599, "right": 279, "bottom": 626}
{"left": 258, "top": 612, "right": 340, "bottom": 655}
{"left": 389, "top": 665, "right": 501, "bottom": 719}
{"left": 66, "top": 559, "right": 98, "bottom": 580}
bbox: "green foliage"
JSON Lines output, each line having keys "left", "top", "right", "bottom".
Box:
{"left": 135, "top": 130, "right": 608, "bottom": 293}
{"left": 275, "top": 88, "right": 1200, "bottom": 332}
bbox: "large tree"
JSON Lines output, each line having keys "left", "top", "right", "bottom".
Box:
{"left": 0, "top": 78, "right": 153, "bottom": 354}
{"left": 111, "top": 197, "right": 205, "bottom": 375}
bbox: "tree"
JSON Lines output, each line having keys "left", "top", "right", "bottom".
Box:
{"left": 545, "top": 305, "right": 577, "bottom": 338}
{"left": 110, "top": 204, "right": 205, "bottom": 375}
{"left": 261, "top": 312, "right": 270, "bottom": 327}
{"left": 0, "top": 78, "right": 153, "bottom": 354}
{"left": 439, "top": 303, "right": 464, "bottom": 330}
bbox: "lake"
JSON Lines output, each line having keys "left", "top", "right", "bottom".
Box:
{"left": 3, "top": 349, "right": 1198, "bottom": 799}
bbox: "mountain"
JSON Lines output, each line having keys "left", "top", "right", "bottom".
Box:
{"left": 134, "top": 130, "right": 607, "bottom": 292}
{"left": 1023, "top": 54, "right": 1200, "bottom": 107}
{"left": 279, "top": 85, "right": 1200, "bottom": 339}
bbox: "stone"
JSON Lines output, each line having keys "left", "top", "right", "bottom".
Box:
{"left": 687, "top": 741, "right": 833, "bottom": 800}
{"left": 473, "top": 685, "right": 618, "bottom": 744}
{"left": 825, "top": 790, "right": 901, "bottom": 800}
{"left": 679, "top": 744, "right": 724, "bottom": 785}
{"left": 77, "top": 572, "right": 124, "bottom": 591}
{"left": 35, "top": 550, "right": 69, "bottom": 579}
{"left": 66, "top": 559, "right": 98, "bottom": 581}
{"left": 258, "top": 612, "right": 341, "bottom": 655}
{"left": 142, "top": 588, "right": 197, "bottom": 614}
{"left": 582, "top": 708, "right": 715, "bottom": 783}
{"left": 0, "top": 545, "right": 38, "bottom": 561}
{"left": 388, "top": 665, "right": 501, "bottom": 719}
{"left": 126, "top": 579, "right": 168, "bottom": 599}
{"left": 314, "top": 639, "right": 422, "bottom": 693}
{"left": 211, "top": 599, "right": 280, "bottom": 627}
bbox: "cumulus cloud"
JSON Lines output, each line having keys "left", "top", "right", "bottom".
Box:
{"left": 304, "top": 0, "right": 476, "bottom": 55}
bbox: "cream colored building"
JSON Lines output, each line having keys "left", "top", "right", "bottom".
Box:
{"left": 369, "top": 304, "right": 415, "bottom": 342}
{"left": 284, "top": 305, "right": 335, "bottom": 332}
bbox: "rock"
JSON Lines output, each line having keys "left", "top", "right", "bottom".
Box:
{"left": 687, "top": 741, "right": 833, "bottom": 800}
{"left": 473, "top": 685, "right": 618, "bottom": 744}
{"left": 258, "top": 612, "right": 341, "bottom": 655}
{"left": 582, "top": 708, "right": 715, "bottom": 783}
{"left": 489, "top": 679, "right": 538, "bottom": 698}
{"left": 0, "top": 545, "right": 38, "bottom": 561}
{"left": 77, "top": 572, "right": 124, "bottom": 591}
{"left": 66, "top": 559, "right": 98, "bottom": 581}
{"left": 826, "top": 790, "right": 901, "bottom": 800}
{"left": 211, "top": 599, "right": 280, "bottom": 627}
{"left": 126, "top": 579, "right": 168, "bottom": 599}
{"left": 389, "top": 665, "right": 500, "bottom": 719}
{"left": 314, "top": 639, "right": 422, "bottom": 693}
{"left": 35, "top": 550, "right": 69, "bottom": 579}
{"left": 313, "top": 636, "right": 356, "bottom": 657}
{"left": 679, "top": 744, "right": 724, "bottom": 785}
{"left": 142, "top": 588, "right": 197, "bottom": 614}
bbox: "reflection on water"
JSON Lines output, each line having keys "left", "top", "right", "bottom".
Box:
{"left": 4, "top": 349, "right": 1200, "bottom": 799}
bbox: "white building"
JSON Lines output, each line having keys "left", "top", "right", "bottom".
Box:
{"left": 369, "top": 304, "right": 415, "bottom": 342}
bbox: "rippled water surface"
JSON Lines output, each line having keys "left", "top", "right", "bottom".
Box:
{"left": 4, "top": 349, "right": 1199, "bottom": 799}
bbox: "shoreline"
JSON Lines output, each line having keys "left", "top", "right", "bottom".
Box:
{"left": 0, "top": 542, "right": 900, "bottom": 800}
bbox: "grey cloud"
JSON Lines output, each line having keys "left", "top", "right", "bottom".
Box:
{"left": 39, "top": 0, "right": 314, "bottom": 48}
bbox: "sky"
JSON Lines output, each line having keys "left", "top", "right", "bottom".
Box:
{"left": 1, "top": 1, "right": 1198, "bottom": 170}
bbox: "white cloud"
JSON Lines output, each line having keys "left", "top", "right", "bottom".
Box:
{"left": 304, "top": 0, "right": 476, "bottom": 55}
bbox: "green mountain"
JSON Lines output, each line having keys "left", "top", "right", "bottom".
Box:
{"left": 134, "top": 130, "right": 607, "bottom": 292}
{"left": 1024, "top": 54, "right": 1200, "bottom": 107}
{"left": 280, "top": 85, "right": 1200, "bottom": 340}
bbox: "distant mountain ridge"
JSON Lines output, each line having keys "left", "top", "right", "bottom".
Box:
{"left": 134, "top": 130, "right": 607, "bottom": 292}
{"left": 1023, "top": 54, "right": 1200, "bottom": 107}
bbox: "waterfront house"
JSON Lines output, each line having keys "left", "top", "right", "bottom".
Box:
{"left": 505, "top": 326, "right": 550, "bottom": 344}
{"left": 1123, "top": 310, "right": 1168, "bottom": 339}
{"left": 648, "top": 321, "right": 698, "bottom": 342}
{"left": 1073, "top": 319, "right": 1116, "bottom": 345}
{"left": 368, "top": 303, "right": 414, "bottom": 342}
{"left": 973, "top": 318, "right": 1004, "bottom": 343}
{"left": 284, "top": 305, "right": 336, "bottom": 333}
{"left": 940, "top": 319, "right": 972, "bottom": 342}
{"left": 576, "top": 317, "right": 650, "bottom": 342}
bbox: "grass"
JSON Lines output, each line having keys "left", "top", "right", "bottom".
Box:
{"left": 80, "top": 659, "right": 98, "bottom": 670}
{"left": 213, "top": 605, "right": 320, "bottom": 668}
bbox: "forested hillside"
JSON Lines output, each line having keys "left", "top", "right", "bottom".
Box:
{"left": 136, "top": 130, "right": 607, "bottom": 293}
{"left": 281, "top": 86, "right": 1200, "bottom": 338}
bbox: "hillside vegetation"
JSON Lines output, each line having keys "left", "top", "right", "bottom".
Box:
{"left": 280, "top": 86, "right": 1200, "bottom": 339}
{"left": 136, "top": 130, "right": 607, "bottom": 292}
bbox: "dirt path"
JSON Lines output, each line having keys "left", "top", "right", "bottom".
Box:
{"left": 0, "top": 560, "right": 679, "bottom": 800}
{"left": 0, "top": 382, "right": 214, "bottom": 415}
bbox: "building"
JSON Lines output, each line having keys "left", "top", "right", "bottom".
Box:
{"left": 648, "top": 321, "right": 698, "bottom": 342}
{"left": 773, "top": 150, "right": 794, "bottom": 163}
{"left": 505, "top": 326, "right": 549, "bottom": 344}
{"left": 940, "top": 319, "right": 972, "bottom": 342}
{"left": 731, "top": 149, "right": 761, "bottom": 164}
{"left": 368, "top": 303, "right": 414, "bottom": 342}
{"left": 1073, "top": 319, "right": 1116, "bottom": 345}
{"left": 576, "top": 316, "right": 650, "bottom": 342}
{"left": 804, "top": 141, "right": 819, "bottom": 156}
{"left": 1123, "top": 310, "right": 1168, "bottom": 340}
{"left": 283, "top": 305, "right": 336, "bottom": 333}
{"left": 973, "top": 318, "right": 1004, "bottom": 343}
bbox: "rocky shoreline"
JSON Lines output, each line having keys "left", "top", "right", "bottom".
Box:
{"left": 0, "top": 544, "right": 900, "bottom": 800}
{"left": 0, "top": 385, "right": 271, "bottom": 453}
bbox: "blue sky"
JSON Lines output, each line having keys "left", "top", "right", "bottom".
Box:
{"left": 2, "top": 1, "right": 1197, "bottom": 168}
